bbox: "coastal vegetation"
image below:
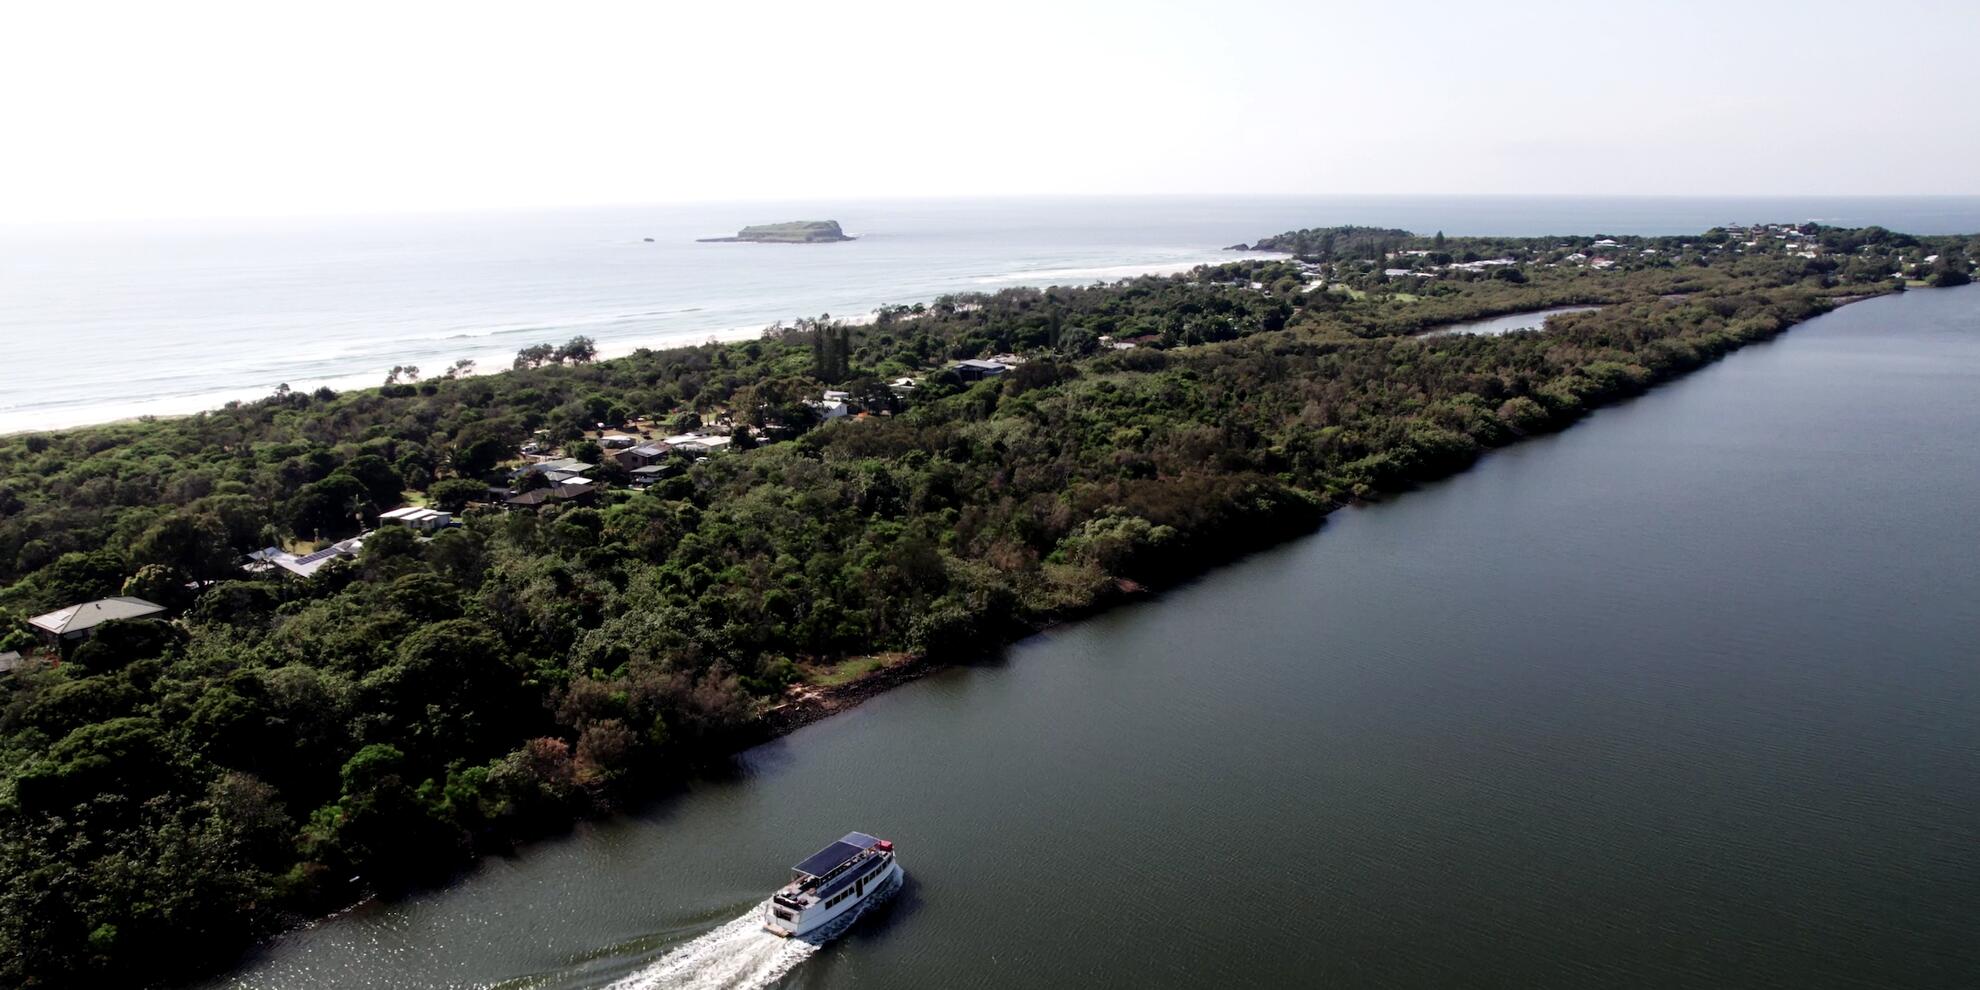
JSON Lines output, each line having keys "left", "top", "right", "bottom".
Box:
{"left": 0, "top": 224, "right": 1972, "bottom": 987}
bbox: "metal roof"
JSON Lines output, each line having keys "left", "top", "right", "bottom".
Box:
{"left": 27, "top": 597, "right": 166, "bottom": 635}
{"left": 791, "top": 832, "right": 882, "bottom": 878}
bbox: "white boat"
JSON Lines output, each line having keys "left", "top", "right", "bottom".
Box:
{"left": 763, "top": 831, "right": 900, "bottom": 938}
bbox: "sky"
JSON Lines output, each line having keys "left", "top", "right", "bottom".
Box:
{"left": 3, "top": 0, "right": 1977, "bottom": 222}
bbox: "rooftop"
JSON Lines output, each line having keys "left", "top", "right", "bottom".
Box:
{"left": 28, "top": 597, "right": 167, "bottom": 636}
{"left": 274, "top": 539, "right": 361, "bottom": 578}
{"left": 379, "top": 506, "right": 449, "bottom": 523}
{"left": 792, "top": 831, "right": 884, "bottom": 878}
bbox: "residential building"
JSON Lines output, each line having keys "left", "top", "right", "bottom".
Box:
{"left": 952, "top": 359, "right": 1009, "bottom": 382}
{"left": 614, "top": 443, "right": 669, "bottom": 470}
{"left": 672, "top": 435, "right": 733, "bottom": 455}
{"left": 248, "top": 538, "right": 363, "bottom": 579}
{"left": 377, "top": 506, "right": 453, "bottom": 534}
{"left": 503, "top": 481, "right": 598, "bottom": 509}
{"left": 629, "top": 464, "right": 672, "bottom": 488}
{"left": 27, "top": 596, "right": 167, "bottom": 648}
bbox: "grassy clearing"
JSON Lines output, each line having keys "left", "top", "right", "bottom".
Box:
{"left": 806, "top": 655, "right": 885, "bottom": 687}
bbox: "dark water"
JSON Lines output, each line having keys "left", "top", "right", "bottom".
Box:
{"left": 210, "top": 285, "right": 1980, "bottom": 990}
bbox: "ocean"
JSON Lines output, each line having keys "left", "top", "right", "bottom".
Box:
{"left": 4, "top": 195, "right": 1978, "bottom": 434}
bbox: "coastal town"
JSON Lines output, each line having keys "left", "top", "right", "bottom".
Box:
{"left": 0, "top": 217, "right": 1974, "bottom": 990}
{"left": 5, "top": 222, "right": 1973, "bottom": 681}
{"left": 1238, "top": 222, "right": 1976, "bottom": 290}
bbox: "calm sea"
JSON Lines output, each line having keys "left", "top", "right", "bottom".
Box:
{"left": 4, "top": 195, "right": 1980, "bottom": 433}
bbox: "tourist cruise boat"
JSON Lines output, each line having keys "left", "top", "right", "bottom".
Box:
{"left": 763, "top": 831, "right": 900, "bottom": 938}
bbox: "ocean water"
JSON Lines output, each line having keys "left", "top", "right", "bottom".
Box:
{"left": 4, "top": 195, "right": 1978, "bottom": 434}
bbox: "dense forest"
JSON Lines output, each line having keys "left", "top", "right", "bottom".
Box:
{"left": 0, "top": 224, "right": 1972, "bottom": 987}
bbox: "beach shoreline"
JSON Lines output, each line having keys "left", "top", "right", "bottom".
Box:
{"left": 0, "top": 256, "right": 1240, "bottom": 437}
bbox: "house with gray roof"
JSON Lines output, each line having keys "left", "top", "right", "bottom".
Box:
{"left": 952, "top": 359, "right": 1010, "bottom": 382}
{"left": 27, "top": 596, "right": 167, "bottom": 648}
{"left": 614, "top": 443, "right": 670, "bottom": 470}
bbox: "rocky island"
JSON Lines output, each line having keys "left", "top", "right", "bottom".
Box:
{"left": 696, "top": 220, "right": 854, "bottom": 243}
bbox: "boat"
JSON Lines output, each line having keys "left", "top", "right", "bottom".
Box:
{"left": 763, "top": 831, "right": 900, "bottom": 938}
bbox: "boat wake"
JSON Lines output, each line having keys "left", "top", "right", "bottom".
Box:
{"left": 606, "top": 874, "right": 900, "bottom": 990}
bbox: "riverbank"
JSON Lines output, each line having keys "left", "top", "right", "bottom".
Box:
{"left": 742, "top": 290, "right": 1905, "bottom": 744}
{"left": 5, "top": 223, "right": 1968, "bottom": 989}
{"left": 204, "top": 281, "right": 1980, "bottom": 990}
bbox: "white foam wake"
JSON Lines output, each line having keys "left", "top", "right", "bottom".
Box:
{"left": 606, "top": 877, "right": 899, "bottom": 990}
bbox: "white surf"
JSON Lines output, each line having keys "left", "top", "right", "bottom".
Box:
{"left": 607, "top": 874, "right": 900, "bottom": 990}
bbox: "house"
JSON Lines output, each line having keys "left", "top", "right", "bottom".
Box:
{"left": 249, "top": 538, "right": 363, "bottom": 579}
{"left": 516, "top": 457, "right": 592, "bottom": 477}
{"left": 614, "top": 443, "right": 669, "bottom": 470}
{"left": 809, "top": 399, "right": 850, "bottom": 421}
{"left": 243, "top": 546, "right": 289, "bottom": 573}
{"left": 672, "top": 435, "right": 733, "bottom": 455}
{"left": 512, "top": 458, "right": 595, "bottom": 486}
{"left": 888, "top": 376, "right": 920, "bottom": 392}
{"left": 27, "top": 596, "right": 167, "bottom": 648}
{"left": 503, "top": 481, "right": 598, "bottom": 509}
{"left": 822, "top": 389, "right": 851, "bottom": 403}
{"left": 598, "top": 434, "right": 639, "bottom": 450}
{"left": 377, "top": 506, "right": 453, "bottom": 534}
{"left": 628, "top": 464, "right": 672, "bottom": 488}
{"left": 0, "top": 651, "right": 28, "bottom": 674}
{"left": 952, "top": 359, "right": 1009, "bottom": 382}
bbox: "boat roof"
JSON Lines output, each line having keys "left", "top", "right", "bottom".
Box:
{"left": 792, "top": 831, "right": 882, "bottom": 878}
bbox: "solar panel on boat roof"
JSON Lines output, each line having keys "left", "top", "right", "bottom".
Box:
{"left": 791, "top": 832, "right": 881, "bottom": 877}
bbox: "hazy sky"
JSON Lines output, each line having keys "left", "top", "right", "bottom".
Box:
{"left": 4, "top": 0, "right": 1976, "bottom": 221}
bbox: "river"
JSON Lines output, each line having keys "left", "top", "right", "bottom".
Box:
{"left": 208, "top": 285, "right": 1980, "bottom": 989}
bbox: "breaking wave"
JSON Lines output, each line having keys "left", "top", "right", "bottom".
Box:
{"left": 606, "top": 874, "right": 900, "bottom": 990}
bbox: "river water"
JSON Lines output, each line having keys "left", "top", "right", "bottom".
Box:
{"left": 209, "top": 285, "right": 1980, "bottom": 989}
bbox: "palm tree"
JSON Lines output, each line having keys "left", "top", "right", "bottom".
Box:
{"left": 347, "top": 493, "right": 371, "bottom": 533}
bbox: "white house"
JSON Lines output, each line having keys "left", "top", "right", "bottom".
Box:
{"left": 377, "top": 506, "right": 453, "bottom": 534}
{"left": 673, "top": 435, "right": 733, "bottom": 455}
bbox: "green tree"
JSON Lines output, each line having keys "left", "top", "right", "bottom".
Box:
{"left": 448, "top": 435, "right": 510, "bottom": 479}
{"left": 426, "top": 478, "right": 488, "bottom": 513}
{"left": 131, "top": 512, "right": 236, "bottom": 581}
{"left": 303, "top": 744, "right": 466, "bottom": 885}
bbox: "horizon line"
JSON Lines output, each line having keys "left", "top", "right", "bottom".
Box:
{"left": 8, "top": 191, "right": 1980, "bottom": 229}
